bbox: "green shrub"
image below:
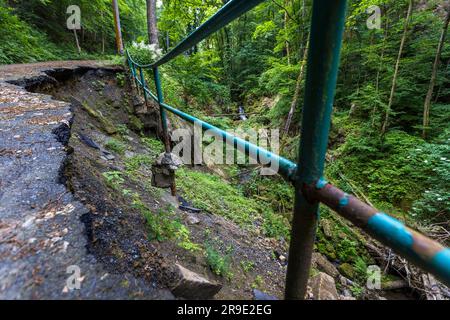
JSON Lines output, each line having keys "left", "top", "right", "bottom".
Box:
{"left": 102, "top": 171, "right": 124, "bottom": 190}
{"left": 105, "top": 138, "right": 126, "bottom": 155}
{"left": 141, "top": 137, "right": 165, "bottom": 155}
{"left": 240, "top": 260, "right": 255, "bottom": 273}
{"left": 133, "top": 200, "right": 200, "bottom": 252}
{"left": 205, "top": 244, "right": 233, "bottom": 280}
{"left": 0, "top": 3, "right": 57, "bottom": 64}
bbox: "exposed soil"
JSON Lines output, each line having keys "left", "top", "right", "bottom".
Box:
{"left": 0, "top": 61, "right": 173, "bottom": 299}
{"left": 26, "top": 65, "right": 290, "bottom": 299}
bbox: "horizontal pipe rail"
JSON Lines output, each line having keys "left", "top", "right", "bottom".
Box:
{"left": 161, "top": 102, "right": 298, "bottom": 181}
{"left": 305, "top": 179, "right": 450, "bottom": 286}
{"left": 128, "top": 0, "right": 265, "bottom": 68}
{"left": 125, "top": 0, "right": 450, "bottom": 290}
{"left": 126, "top": 57, "right": 450, "bottom": 288}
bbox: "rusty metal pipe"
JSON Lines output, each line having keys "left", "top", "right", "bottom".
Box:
{"left": 305, "top": 179, "right": 450, "bottom": 287}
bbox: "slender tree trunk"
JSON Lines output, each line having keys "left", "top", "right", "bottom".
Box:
{"left": 283, "top": 40, "right": 309, "bottom": 137}
{"left": 102, "top": 33, "right": 105, "bottom": 55}
{"left": 373, "top": 11, "right": 390, "bottom": 127}
{"left": 284, "top": 0, "right": 290, "bottom": 65}
{"left": 73, "top": 29, "right": 81, "bottom": 54}
{"left": 146, "top": 0, "right": 159, "bottom": 47}
{"left": 381, "top": 0, "right": 414, "bottom": 135}
{"left": 112, "top": 0, "right": 124, "bottom": 54}
{"left": 422, "top": 7, "right": 450, "bottom": 139}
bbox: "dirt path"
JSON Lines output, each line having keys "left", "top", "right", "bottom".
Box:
{"left": 0, "top": 61, "right": 173, "bottom": 299}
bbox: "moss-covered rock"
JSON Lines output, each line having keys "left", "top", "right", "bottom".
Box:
{"left": 81, "top": 102, "right": 117, "bottom": 135}
{"left": 339, "top": 263, "right": 355, "bottom": 279}
{"left": 128, "top": 115, "right": 144, "bottom": 133}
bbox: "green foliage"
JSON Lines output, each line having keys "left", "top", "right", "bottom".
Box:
{"left": 125, "top": 154, "right": 153, "bottom": 172}
{"left": 353, "top": 257, "right": 368, "bottom": 282}
{"left": 128, "top": 115, "right": 144, "bottom": 133}
{"left": 410, "top": 133, "right": 450, "bottom": 225}
{"left": 105, "top": 138, "right": 126, "bottom": 155}
{"left": 176, "top": 168, "right": 259, "bottom": 227}
{"left": 127, "top": 41, "right": 162, "bottom": 65}
{"left": 117, "top": 124, "right": 130, "bottom": 137}
{"left": 102, "top": 171, "right": 124, "bottom": 190}
{"left": 205, "top": 243, "right": 233, "bottom": 280}
{"left": 240, "top": 260, "right": 255, "bottom": 273}
{"left": 116, "top": 73, "right": 126, "bottom": 88}
{"left": 141, "top": 136, "right": 165, "bottom": 155}
{"left": 241, "top": 171, "right": 294, "bottom": 215}
{"left": 0, "top": 2, "right": 57, "bottom": 63}
{"left": 315, "top": 207, "right": 373, "bottom": 277}
{"left": 133, "top": 200, "right": 200, "bottom": 252}
{"left": 0, "top": 0, "right": 148, "bottom": 64}
{"left": 350, "top": 284, "right": 364, "bottom": 299}
{"left": 251, "top": 275, "right": 264, "bottom": 289}
{"left": 176, "top": 167, "right": 290, "bottom": 239}
{"left": 261, "top": 209, "right": 290, "bottom": 240}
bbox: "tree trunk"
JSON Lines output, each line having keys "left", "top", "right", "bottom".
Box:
{"left": 112, "top": 0, "right": 124, "bottom": 54}
{"left": 146, "top": 0, "right": 159, "bottom": 47}
{"left": 381, "top": 0, "right": 414, "bottom": 135}
{"left": 372, "top": 9, "right": 390, "bottom": 127}
{"left": 422, "top": 7, "right": 450, "bottom": 139}
{"left": 102, "top": 33, "right": 105, "bottom": 55}
{"left": 284, "top": 0, "right": 290, "bottom": 65}
{"left": 283, "top": 40, "right": 309, "bottom": 137}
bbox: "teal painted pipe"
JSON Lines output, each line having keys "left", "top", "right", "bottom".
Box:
{"left": 153, "top": 67, "right": 170, "bottom": 152}
{"left": 160, "top": 102, "right": 298, "bottom": 181}
{"left": 139, "top": 67, "right": 148, "bottom": 104}
{"left": 125, "top": 4, "right": 450, "bottom": 290}
{"left": 367, "top": 213, "right": 450, "bottom": 285}
{"left": 307, "top": 182, "right": 450, "bottom": 287}
{"left": 127, "top": 0, "right": 265, "bottom": 68}
{"left": 285, "top": 0, "right": 348, "bottom": 300}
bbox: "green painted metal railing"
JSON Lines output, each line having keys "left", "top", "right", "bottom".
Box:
{"left": 126, "top": 0, "right": 450, "bottom": 299}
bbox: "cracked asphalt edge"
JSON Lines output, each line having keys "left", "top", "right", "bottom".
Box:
{"left": 0, "top": 61, "right": 173, "bottom": 299}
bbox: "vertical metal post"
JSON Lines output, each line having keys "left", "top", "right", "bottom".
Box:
{"left": 153, "top": 67, "right": 176, "bottom": 196}
{"left": 131, "top": 62, "right": 140, "bottom": 94}
{"left": 139, "top": 67, "right": 148, "bottom": 106}
{"left": 112, "top": 0, "right": 124, "bottom": 55}
{"left": 127, "top": 56, "right": 134, "bottom": 80}
{"left": 285, "top": 0, "right": 348, "bottom": 300}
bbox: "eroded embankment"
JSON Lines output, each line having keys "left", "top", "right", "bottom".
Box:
{"left": 32, "top": 66, "right": 290, "bottom": 300}
{"left": 1, "top": 62, "right": 417, "bottom": 301}
{"left": 0, "top": 63, "right": 173, "bottom": 299}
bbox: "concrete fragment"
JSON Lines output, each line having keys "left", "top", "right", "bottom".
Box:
{"left": 171, "top": 264, "right": 222, "bottom": 299}
{"left": 152, "top": 152, "right": 183, "bottom": 188}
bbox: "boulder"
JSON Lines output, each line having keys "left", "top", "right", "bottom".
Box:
{"left": 186, "top": 214, "right": 200, "bottom": 225}
{"left": 171, "top": 264, "right": 222, "bottom": 300}
{"left": 152, "top": 167, "right": 174, "bottom": 188}
{"left": 338, "top": 263, "right": 355, "bottom": 279}
{"left": 309, "top": 272, "right": 339, "bottom": 300}
{"left": 312, "top": 253, "right": 339, "bottom": 278}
